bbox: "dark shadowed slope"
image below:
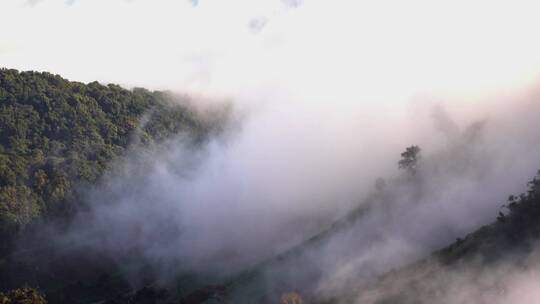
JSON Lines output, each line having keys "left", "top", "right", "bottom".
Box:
{"left": 318, "top": 170, "right": 540, "bottom": 304}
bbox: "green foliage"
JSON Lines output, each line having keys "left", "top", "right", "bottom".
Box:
{"left": 0, "top": 68, "right": 231, "bottom": 303}
{"left": 0, "top": 68, "right": 217, "bottom": 238}
{"left": 0, "top": 288, "right": 46, "bottom": 304}
{"left": 0, "top": 186, "right": 41, "bottom": 233}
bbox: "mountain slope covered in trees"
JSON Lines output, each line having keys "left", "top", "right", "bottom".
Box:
{"left": 0, "top": 68, "right": 229, "bottom": 302}
{"left": 0, "top": 68, "right": 224, "bottom": 237}
{"left": 2, "top": 68, "right": 540, "bottom": 304}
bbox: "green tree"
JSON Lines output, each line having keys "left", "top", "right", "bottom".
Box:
{"left": 0, "top": 288, "right": 47, "bottom": 304}
{"left": 0, "top": 68, "right": 230, "bottom": 253}
{"left": 0, "top": 185, "right": 41, "bottom": 232}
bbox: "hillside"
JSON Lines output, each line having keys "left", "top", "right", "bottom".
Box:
{"left": 318, "top": 171, "right": 540, "bottom": 304}
{"left": 0, "top": 68, "right": 230, "bottom": 233}
{"left": 1, "top": 69, "right": 540, "bottom": 304}
{"left": 217, "top": 136, "right": 540, "bottom": 303}
{"left": 0, "top": 68, "right": 229, "bottom": 302}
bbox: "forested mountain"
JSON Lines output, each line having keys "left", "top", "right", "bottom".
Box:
{"left": 0, "top": 68, "right": 224, "bottom": 236}
{"left": 0, "top": 68, "right": 229, "bottom": 303}
{"left": 1, "top": 68, "right": 540, "bottom": 304}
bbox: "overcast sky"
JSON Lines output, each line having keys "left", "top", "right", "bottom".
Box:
{"left": 2, "top": 0, "right": 540, "bottom": 108}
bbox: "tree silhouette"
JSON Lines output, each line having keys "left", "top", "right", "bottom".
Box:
{"left": 398, "top": 145, "right": 421, "bottom": 175}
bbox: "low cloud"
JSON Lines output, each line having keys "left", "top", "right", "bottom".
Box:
{"left": 351, "top": 245, "right": 540, "bottom": 304}
{"left": 12, "top": 86, "right": 540, "bottom": 300}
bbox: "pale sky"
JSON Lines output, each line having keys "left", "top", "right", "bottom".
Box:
{"left": 2, "top": 0, "right": 540, "bottom": 107}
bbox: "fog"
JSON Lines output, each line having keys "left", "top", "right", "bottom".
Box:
{"left": 12, "top": 83, "right": 536, "bottom": 302}
{"left": 350, "top": 242, "right": 540, "bottom": 304}
{"left": 4, "top": 0, "right": 540, "bottom": 301}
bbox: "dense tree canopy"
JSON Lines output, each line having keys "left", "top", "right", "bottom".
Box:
{"left": 3, "top": 68, "right": 540, "bottom": 304}
{"left": 0, "top": 288, "right": 46, "bottom": 304}
{"left": 0, "top": 68, "right": 225, "bottom": 250}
